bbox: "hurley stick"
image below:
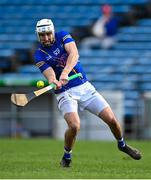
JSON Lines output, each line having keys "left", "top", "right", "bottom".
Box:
{"left": 11, "top": 73, "right": 82, "bottom": 107}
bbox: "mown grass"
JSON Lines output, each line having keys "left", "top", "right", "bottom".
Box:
{"left": 0, "top": 138, "right": 150, "bottom": 179}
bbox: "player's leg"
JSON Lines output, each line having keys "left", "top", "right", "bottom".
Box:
{"left": 60, "top": 112, "right": 80, "bottom": 167}
{"left": 98, "top": 106, "right": 142, "bottom": 160}
{"left": 98, "top": 106, "right": 123, "bottom": 140}
{"left": 84, "top": 91, "right": 142, "bottom": 160}
{"left": 56, "top": 92, "right": 80, "bottom": 167}
{"left": 64, "top": 112, "right": 80, "bottom": 150}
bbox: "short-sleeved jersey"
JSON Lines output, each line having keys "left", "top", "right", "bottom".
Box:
{"left": 34, "top": 31, "right": 87, "bottom": 94}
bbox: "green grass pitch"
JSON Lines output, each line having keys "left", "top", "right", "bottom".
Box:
{"left": 0, "top": 138, "right": 151, "bottom": 179}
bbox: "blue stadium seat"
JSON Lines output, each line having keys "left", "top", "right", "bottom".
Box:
{"left": 137, "top": 19, "right": 151, "bottom": 26}
{"left": 80, "top": 49, "right": 141, "bottom": 57}
{"left": 0, "top": 49, "right": 14, "bottom": 57}
{"left": 0, "top": 42, "right": 33, "bottom": 49}
{"left": 114, "top": 42, "right": 151, "bottom": 50}
{"left": 140, "top": 83, "right": 151, "bottom": 91}
{"left": 137, "top": 57, "right": 151, "bottom": 64}
{"left": 124, "top": 90, "right": 140, "bottom": 100}
{"left": 117, "top": 33, "right": 151, "bottom": 41}
{"left": 141, "top": 74, "right": 151, "bottom": 82}
{"left": 17, "top": 65, "right": 40, "bottom": 73}
{"left": 119, "top": 26, "right": 151, "bottom": 34}
{"left": 0, "top": 0, "right": 149, "bottom": 5}
{"left": 128, "top": 65, "right": 148, "bottom": 74}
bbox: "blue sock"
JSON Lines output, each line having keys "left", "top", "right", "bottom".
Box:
{"left": 118, "top": 137, "right": 126, "bottom": 148}
{"left": 63, "top": 147, "right": 72, "bottom": 159}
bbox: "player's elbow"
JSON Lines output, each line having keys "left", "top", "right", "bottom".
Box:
{"left": 76, "top": 52, "right": 79, "bottom": 60}
{"left": 74, "top": 52, "right": 79, "bottom": 63}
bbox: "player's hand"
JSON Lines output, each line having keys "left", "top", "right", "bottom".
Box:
{"left": 53, "top": 80, "right": 62, "bottom": 90}
{"left": 59, "top": 73, "right": 69, "bottom": 85}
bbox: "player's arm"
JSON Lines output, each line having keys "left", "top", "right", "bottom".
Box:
{"left": 60, "top": 41, "right": 79, "bottom": 84}
{"left": 43, "top": 67, "right": 62, "bottom": 88}
{"left": 35, "top": 59, "right": 62, "bottom": 88}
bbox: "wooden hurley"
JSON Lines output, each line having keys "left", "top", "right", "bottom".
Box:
{"left": 11, "top": 73, "right": 82, "bottom": 107}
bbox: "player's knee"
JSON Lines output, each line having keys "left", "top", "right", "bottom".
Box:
{"left": 70, "top": 122, "right": 80, "bottom": 134}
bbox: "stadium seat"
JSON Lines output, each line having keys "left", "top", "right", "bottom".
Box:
{"left": 17, "top": 65, "right": 40, "bottom": 73}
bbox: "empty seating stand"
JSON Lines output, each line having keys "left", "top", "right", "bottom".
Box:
{"left": 80, "top": 48, "right": 151, "bottom": 116}
{"left": 0, "top": 0, "right": 150, "bottom": 119}
{"left": 0, "top": 0, "right": 149, "bottom": 52}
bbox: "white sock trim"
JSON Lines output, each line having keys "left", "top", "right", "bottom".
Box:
{"left": 64, "top": 149, "right": 72, "bottom": 154}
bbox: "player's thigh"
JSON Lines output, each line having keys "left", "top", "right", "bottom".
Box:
{"left": 98, "top": 106, "right": 118, "bottom": 125}
{"left": 85, "top": 92, "right": 109, "bottom": 116}
{"left": 56, "top": 92, "right": 78, "bottom": 116}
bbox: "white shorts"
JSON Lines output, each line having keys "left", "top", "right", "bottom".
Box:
{"left": 55, "top": 81, "right": 109, "bottom": 116}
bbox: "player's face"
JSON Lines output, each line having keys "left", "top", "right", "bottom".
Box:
{"left": 39, "top": 31, "right": 54, "bottom": 47}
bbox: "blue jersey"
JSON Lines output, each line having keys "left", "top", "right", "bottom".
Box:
{"left": 34, "top": 30, "right": 87, "bottom": 94}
